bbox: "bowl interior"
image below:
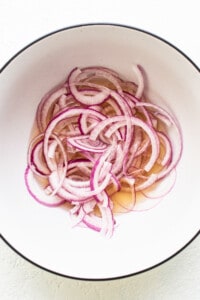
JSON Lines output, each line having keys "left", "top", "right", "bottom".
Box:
{"left": 0, "top": 24, "right": 199, "bottom": 279}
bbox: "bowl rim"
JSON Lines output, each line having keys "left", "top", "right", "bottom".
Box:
{"left": 1, "top": 22, "right": 199, "bottom": 74}
{"left": 0, "top": 22, "right": 199, "bottom": 281}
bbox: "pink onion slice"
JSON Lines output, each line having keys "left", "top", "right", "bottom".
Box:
{"left": 25, "top": 167, "right": 66, "bottom": 207}
{"left": 132, "top": 64, "right": 144, "bottom": 99}
{"left": 67, "top": 135, "right": 108, "bottom": 153}
{"left": 37, "top": 85, "right": 68, "bottom": 132}
{"left": 68, "top": 68, "right": 110, "bottom": 105}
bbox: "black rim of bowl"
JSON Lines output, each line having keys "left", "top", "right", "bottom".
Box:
{"left": 0, "top": 22, "right": 200, "bottom": 281}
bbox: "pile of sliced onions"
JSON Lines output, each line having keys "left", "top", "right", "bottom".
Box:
{"left": 25, "top": 65, "right": 183, "bottom": 238}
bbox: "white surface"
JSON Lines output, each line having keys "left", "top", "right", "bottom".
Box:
{"left": 0, "top": 0, "right": 200, "bottom": 299}
{"left": 0, "top": 236, "right": 199, "bottom": 300}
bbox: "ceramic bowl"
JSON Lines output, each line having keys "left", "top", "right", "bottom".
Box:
{"left": 0, "top": 24, "right": 199, "bottom": 280}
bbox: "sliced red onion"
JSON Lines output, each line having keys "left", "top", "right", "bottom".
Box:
{"left": 26, "top": 65, "right": 183, "bottom": 238}
{"left": 133, "top": 64, "right": 145, "bottom": 99}
{"left": 141, "top": 169, "right": 177, "bottom": 199}
{"left": 68, "top": 68, "right": 110, "bottom": 105}
{"left": 82, "top": 214, "right": 102, "bottom": 232}
{"left": 28, "top": 134, "right": 49, "bottom": 177}
{"left": 25, "top": 167, "right": 66, "bottom": 207}
{"left": 67, "top": 135, "right": 108, "bottom": 153}
{"left": 97, "top": 203, "right": 114, "bottom": 238}
{"left": 78, "top": 113, "right": 104, "bottom": 134}
{"left": 37, "top": 85, "right": 67, "bottom": 132}
{"left": 83, "top": 200, "right": 97, "bottom": 213}
{"left": 157, "top": 131, "right": 172, "bottom": 167}
{"left": 78, "top": 66, "right": 124, "bottom": 95}
{"left": 90, "top": 115, "right": 160, "bottom": 172}
{"left": 62, "top": 173, "right": 112, "bottom": 198}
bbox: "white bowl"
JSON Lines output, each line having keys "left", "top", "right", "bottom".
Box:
{"left": 0, "top": 24, "right": 199, "bottom": 280}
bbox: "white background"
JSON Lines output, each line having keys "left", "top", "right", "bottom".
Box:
{"left": 0, "top": 1, "right": 199, "bottom": 299}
